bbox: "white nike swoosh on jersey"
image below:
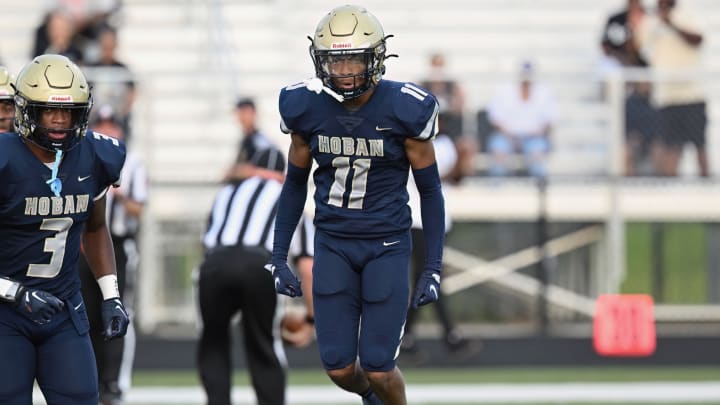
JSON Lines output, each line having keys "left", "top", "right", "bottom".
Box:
{"left": 78, "top": 175, "right": 92, "bottom": 182}
{"left": 74, "top": 302, "right": 83, "bottom": 310}
{"left": 375, "top": 126, "right": 392, "bottom": 131}
{"left": 383, "top": 240, "right": 400, "bottom": 246}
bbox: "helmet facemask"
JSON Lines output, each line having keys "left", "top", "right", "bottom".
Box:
{"left": 14, "top": 94, "right": 92, "bottom": 152}
{"left": 311, "top": 43, "right": 387, "bottom": 100}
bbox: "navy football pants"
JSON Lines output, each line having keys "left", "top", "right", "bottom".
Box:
{"left": 312, "top": 230, "right": 411, "bottom": 372}
{"left": 0, "top": 291, "right": 98, "bottom": 405}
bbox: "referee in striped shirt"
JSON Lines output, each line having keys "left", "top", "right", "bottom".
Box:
{"left": 198, "top": 148, "right": 314, "bottom": 405}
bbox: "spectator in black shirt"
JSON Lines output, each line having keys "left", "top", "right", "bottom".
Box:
{"left": 600, "top": 0, "right": 660, "bottom": 176}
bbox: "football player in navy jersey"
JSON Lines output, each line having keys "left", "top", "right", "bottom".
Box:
{"left": 0, "top": 54, "right": 130, "bottom": 405}
{"left": 0, "top": 66, "right": 15, "bottom": 132}
{"left": 267, "top": 6, "right": 445, "bottom": 405}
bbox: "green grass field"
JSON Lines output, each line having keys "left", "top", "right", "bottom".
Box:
{"left": 133, "top": 366, "right": 720, "bottom": 386}
{"left": 125, "top": 366, "right": 720, "bottom": 405}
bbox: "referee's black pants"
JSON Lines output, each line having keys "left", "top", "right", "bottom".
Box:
{"left": 197, "top": 246, "right": 285, "bottom": 405}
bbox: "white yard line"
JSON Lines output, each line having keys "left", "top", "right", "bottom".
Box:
{"left": 33, "top": 382, "right": 720, "bottom": 404}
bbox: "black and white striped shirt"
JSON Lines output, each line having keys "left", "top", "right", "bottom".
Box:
{"left": 203, "top": 177, "right": 314, "bottom": 258}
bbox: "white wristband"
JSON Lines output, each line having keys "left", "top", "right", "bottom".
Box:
{"left": 0, "top": 278, "right": 22, "bottom": 302}
{"left": 97, "top": 275, "right": 120, "bottom": 300}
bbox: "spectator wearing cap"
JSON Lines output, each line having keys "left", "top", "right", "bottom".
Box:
{"left": 224, "top": 98, "right": 281, "bottom": 182}
{"left": 485, "top": 61, "right": 558, "bottom": 177}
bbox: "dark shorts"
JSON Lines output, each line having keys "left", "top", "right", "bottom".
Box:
{"left": 625, "top": 94, "right": 660, "bottom": 141}
{"left": 312, "top": 229, "right": 411, "bottom": 372}
{"left": 658, "top": 102, "right": 707, "bottom": 147}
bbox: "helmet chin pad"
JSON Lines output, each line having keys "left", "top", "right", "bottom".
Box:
{"left": 30, "top": 126, "right": 80, "bottom": 152}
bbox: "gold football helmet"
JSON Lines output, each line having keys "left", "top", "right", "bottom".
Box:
{"left": 310, "top": 5, "right": 393, "bottom": 100}
{"left": 14, "top": 54, "right": 92, "bottom": 151}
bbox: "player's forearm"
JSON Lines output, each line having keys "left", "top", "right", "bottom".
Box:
{"left": 272, "top": 163, "right": 310, "bottom": 263}
{"left": 83, "top": 227, "right": 122, "bottom": 300}
{"left": 414, "top": 162, "right": 445, "bottom": 273}
{"left": 82, "top": 225, "right": 118, "bottom": 279}
{"left": 83, "top": 196, "right": 118, "bottom": 279}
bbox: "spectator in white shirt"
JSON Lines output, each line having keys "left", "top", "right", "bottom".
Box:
{"left": 486, "top": 61, "right": 558, "bottom": 177}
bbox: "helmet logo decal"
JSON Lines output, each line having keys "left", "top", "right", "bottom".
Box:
{"left": 332, "top": 43, "right": 353, "bottom": 49}
{"left": 48, "top": 95, "right": 73, "bottom": 102}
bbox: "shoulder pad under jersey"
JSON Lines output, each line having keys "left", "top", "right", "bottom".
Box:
{"left": 85, "top": 130, "right": 127, "bottom": 187}
{"left": 279, "top": 80, "right": 318, "bottom": 135}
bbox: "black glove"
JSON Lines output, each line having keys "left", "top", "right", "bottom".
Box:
{"left": 101, "top": 298, "right": 130, "bottom": 340}
{"left": 15, "top": 288, "right": 65, "bottom": 324}
{"left": 264, "top": 262, "right": 302, "bottom": 297}
{"left": 411, "top": 269, "right": 441, "bottom": 309}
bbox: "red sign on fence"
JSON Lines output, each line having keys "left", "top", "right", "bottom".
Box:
{"left": 593, "top": 294, "right": 656, "bottom": 357}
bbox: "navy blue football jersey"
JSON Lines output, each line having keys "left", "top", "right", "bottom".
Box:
{"left": 279, "top": 79, "right": 439, "bottom": 238}
{"left": 0, "top": 131, "right": 126, "bottom": 299}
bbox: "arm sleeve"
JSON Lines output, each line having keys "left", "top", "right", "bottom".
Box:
{"left": 290, "top": 214, "right": 315, "bottom": 260}
{"left": 413, "top": 162, "right": 445, "bottom": 273}
{"left": 272, "top": 162, "right": 311, "bottom": 263}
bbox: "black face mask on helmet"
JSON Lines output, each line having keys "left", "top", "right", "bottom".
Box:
{"left": 14, "top": 95, "right": 92, "bottom": 152}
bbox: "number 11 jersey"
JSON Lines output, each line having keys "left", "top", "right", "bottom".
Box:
{"left": 279, "top": 79, "right": 439, "bottom": 239}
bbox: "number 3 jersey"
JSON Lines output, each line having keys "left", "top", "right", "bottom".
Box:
{"left": 279, "top": 79, "right": 439, "bottom": 238}
{"left": 0, "top": 131, "right": 126, "bottom": 300}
